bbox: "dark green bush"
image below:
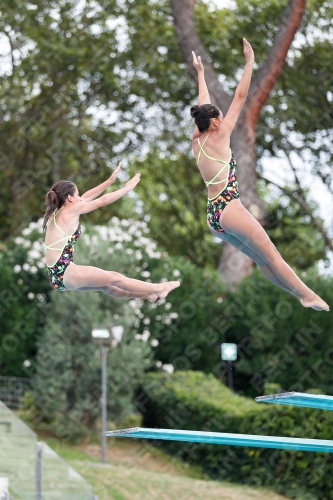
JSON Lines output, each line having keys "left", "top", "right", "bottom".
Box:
{"left": 139, "top": 370, "right": 333, "bottom": 500}
{"left": 222, "top": 268, "right": 333, "bottom": 398}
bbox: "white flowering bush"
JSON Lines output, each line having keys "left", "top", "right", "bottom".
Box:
{"left": 0, "top": 221, "right": 50, "bottom": 377}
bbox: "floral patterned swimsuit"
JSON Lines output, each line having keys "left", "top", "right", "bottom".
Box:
{"left": 196, "top": 135, "right": 239, "bottom": 232}
{"left": 45, "top": 208, "right": 81, "bottom": 291}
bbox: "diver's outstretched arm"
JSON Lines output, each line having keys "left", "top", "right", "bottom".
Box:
{"left": 72, "top": 173, "right": 140, "bottom": 215}
{"left": 221, "top": 38, "right": 254, "bottom": 134}
{"left": 81, "top": 162, "right": 122, "bottom": 201}
{"left": 192, "top": 51, "right": 210, "bottom": 105}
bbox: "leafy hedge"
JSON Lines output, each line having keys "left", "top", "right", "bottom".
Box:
{"left": 139, "top": 371, "right": 333, "bottom": 500}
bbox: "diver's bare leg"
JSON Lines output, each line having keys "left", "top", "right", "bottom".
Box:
{"left": 218, "top": 200, "right": 329, "bottom": 311}
{"left": 63, "top": 263, "right": 180, "bottom": 300}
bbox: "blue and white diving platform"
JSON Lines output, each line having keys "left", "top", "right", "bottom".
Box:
{"left": 255, "top": 391, "right": 333, "bottom": 410}
{"left": 106, "top": 427, "right": 333, "bottom": 453}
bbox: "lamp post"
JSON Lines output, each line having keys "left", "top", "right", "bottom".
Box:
{"left": 221, "top": 343, "right": 237, "bottom": 390}
{"left": 92, "top": 324, "right": 124, "bottom": 464}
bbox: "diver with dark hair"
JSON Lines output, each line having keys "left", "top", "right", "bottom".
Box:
{"left": 44, "top": 163, "right": 180, "bottom": 300}
{"left": 191, "top": 39, "right": 328, "bottom": 311}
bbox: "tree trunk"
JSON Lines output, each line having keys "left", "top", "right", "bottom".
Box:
{"left": 170, "top": 0, "right": 306, "bottom": 287}
{"left": 218, "top": 240, "right": 253, "bottom": 286}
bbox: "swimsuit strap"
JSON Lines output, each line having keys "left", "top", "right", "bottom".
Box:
{"left": 196, "top": 135, "right": 209, "bottom": 166}
{"left": 45, "top": 207, "right": 72, "bottom": 251}
{"left": 45, "top": 207, "right": 64, "bottom": 229}
{"left": 196, "top": 137, "right": 231, "bottom": 187}
{"left": 197, "top": 136, "right": 228, "bottom": 163}
{"left": 53, "top": 208, "right": 70, "bottom": 238}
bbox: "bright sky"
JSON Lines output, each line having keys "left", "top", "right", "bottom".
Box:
{"left": 207, "top": 0, "right": 236, "bottom": 9}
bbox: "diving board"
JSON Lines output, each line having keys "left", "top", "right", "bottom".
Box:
{"left": 106, "top": 427, "right": 333, "bottom": 453}
{"left": 255, "top": 392, "right": 333, "bottom": 411}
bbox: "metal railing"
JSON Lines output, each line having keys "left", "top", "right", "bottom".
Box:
{"left": 0, "top": 401, "right": 98, "bottom": 499}
{"left": 0, "top": 377, "right": 32, "bottom": 408}
{"left": 0, "top": 477, "right": 13, "bottom": 500}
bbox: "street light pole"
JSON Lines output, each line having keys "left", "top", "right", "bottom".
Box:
{"left": 221, "top": 343, "right": 237, "bottom": 391}
{"left": 101, "top": 345, "right": 108, "bottom": 464}
{"left": 227, "top": 361, "right": 233, "bottom": 391}
{"left": 92, "top": 324, "right": 124, "bottom": 464}
{"left": 36, "top": 441, "right": 42, "bottom": 500}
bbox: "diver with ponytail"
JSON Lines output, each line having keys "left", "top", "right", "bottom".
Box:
{"left": 43, "top": 181, "right": 76, "bottom": 230}
{"left": 44, "top": 164, "right": 180, "bottom": 301}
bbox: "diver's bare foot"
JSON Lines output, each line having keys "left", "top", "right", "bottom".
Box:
{"left": 157, "top": 281, "right": 180, "bottom": 299}
{"left": 147, "top": 293, "right": 158, "bottom": 303}
{"left": 300, "top": 294, "right": 329, "bottom": 311}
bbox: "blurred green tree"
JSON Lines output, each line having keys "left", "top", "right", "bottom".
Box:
{"left": 222, "top": 267, "right": 333, "bottom": 398}
{"left": 0, "top": 0, "right": 136, "bottom": 237}
{"left": 33, "top": 290, "right": 151, "bottom": 439}
{"left": 262, "top": 184, "right": 327, "bottom": 270}
{"left": 139, "top": 253, "right": 227, "bottom": 373}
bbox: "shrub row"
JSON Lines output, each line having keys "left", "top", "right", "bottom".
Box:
{"left": 139, "top": 370, "right": 333, "bottom": 500}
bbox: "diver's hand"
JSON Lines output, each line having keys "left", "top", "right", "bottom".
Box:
{"left": 243, "top": 38, "right": 254, "bottom": 65}
{"left": 125, "top": 173, "right": 141, "bottom": 192}
{"left": 192, "top": 51, "right": 204, "bottom": 73}
{"left": 108, "top": 162, "right": 122, "bottom": 185}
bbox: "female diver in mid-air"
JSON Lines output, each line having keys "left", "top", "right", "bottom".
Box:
{"left": 191, "top": 38, "right": 329, "bottom": 311}
{"left": 44, "top": 165, "right": 180, "bottom": 301}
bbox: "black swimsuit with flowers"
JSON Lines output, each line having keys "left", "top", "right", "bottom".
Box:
{"left": 206, "top": 153, "right": 239, "bottom": 232}
{"left": 45, "top": 209, "right": 81, "bottom": 291}
{"left": 196, "top": 135, "right": 239, "bottom": 232}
